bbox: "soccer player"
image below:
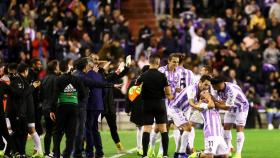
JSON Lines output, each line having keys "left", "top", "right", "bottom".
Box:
{"left": 188, "top": 76, "right": 230, "bottom": 158}
{"left": 172, "top": 54, "right": 196, "bottom": 157}
{"left": 148, "top": 54, "right": 180, "bottom": 158}
{"left": 211, "top": 76, "right": 249, "bottom": 158}
{"left": 189, "top": 89, "right": 229, "bottom": 158}
{"left": 169, "top": 75, "right": 212, "bottom": 158}
{"left": 186, "top": 65, "right": 213, "bottom": 155}
{"left": 169, "top": 87, "right": 191, "bottom": 158}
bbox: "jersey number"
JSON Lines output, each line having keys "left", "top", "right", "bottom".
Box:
{"left": 208, "top": 141, "right": 214, "bottom": 147}
{"left": 180, "top": 78, "right": 186, "bottom": 88}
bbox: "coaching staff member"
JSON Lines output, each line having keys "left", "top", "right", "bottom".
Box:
{"left": 136, "top": 54, "right": 173, "bottom": 158}
{"left": 49, "top": 60, "right": 86, "bottom": 158}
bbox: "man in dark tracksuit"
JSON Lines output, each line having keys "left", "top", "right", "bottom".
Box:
{"left": 100, "top": 65, "right": 129, "bottom": 151}
{"left": 28, "top": 58, "right": 43, "bottom": 135}
{"left": 49, "top": 61, "right": 86, "bottom": 158}
{"left": 7, "top": 63, "right": 41, "bottom": 157}
{"left": 40, "top": 60, "right": 60, "bottom": 157}
{"left": 72, "top": 58, "right": 115, "bottom": 158}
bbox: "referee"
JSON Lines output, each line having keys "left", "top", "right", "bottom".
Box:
{"left": 136, "top": 55, "right": 173, "bottom": 158}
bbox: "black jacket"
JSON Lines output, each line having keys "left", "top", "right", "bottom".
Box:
{"left": 101, "top": 67, "right": 129, "bottom": 114}
{"left": 40, "top": 72, "right": 58, "bottom": 113}
{"left": 51, "top": 73, "right": 86, "bottom": 112}
{"left": 7, "top": 74, "right": 35, "bottom": 117}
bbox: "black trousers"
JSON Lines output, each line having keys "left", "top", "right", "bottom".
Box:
{"left": 73, "top": 108, "right": 87, "bottom": 158}
{"left": 35, "top": 106, "right": 43, "bottom": 135}
{"left": 53, "top": 105, "right": 79, "bottom": 158}
{"left": 103, "top": 112, "right": 120, "bottom": 144}
{"left": 10, "top": 116, "right": 28, "bottom": 155}
{"left": 44, "top": 113, "right": 55, "bottom": 155}
{"left": 86, "top": 110, "right": 104, "bottom": 157}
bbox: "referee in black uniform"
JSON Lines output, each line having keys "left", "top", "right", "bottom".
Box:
{"left": 136, "top": 54, "right": 173, "bottom": 158}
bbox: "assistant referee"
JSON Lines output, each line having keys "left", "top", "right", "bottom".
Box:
{"left": 136, "top": 54, "right": 173, "bottom": 158}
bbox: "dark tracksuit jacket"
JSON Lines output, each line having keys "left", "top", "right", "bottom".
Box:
{"left": 51, "top": 73, "right": 86, "bottom": 158}
{"left": 100, "top": 67, "right": 129, "bottom": 144}
{"left": 40, "top": 72, "right": 58, "bottom": 154}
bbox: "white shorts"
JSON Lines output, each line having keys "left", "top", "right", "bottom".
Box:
{"left": 187, "top": 108, "right": 204, "bottom": 124}
{"left": 169, "top": 108, "right": 188, "bottom": 127}
{"left": 204, "top": 136, "right": 228, "bottom": 155}
{"left": 224, "top": 111, "right": 248, "bottom": 126}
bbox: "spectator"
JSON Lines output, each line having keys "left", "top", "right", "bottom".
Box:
{"left": 228, "top": 68, "right": 242, "bottom": 86}
{"left": 267, "top": 17, "right": 280, "bottom": 40}
{"left": 250, "top": 10, "right": 266, "bottom": 31}
{"left": 266, "top": 88, "right": 280, "bottom": 130}
{"left": 263, "top": 40, "right": 280, "bottom": 69}
{"left": 189, "top": 23, "right": 206, "bottom": 60}
{"left": 68, "top": 0, "right": 86, "bottom": 19}
{"left": 154, "top": 0, "right": 165, "bottom": 16}
{"left": 55, "top": 35, "right": 69, "bottom": 61}
{"left": 215, "top": 26, "right": 231, "bottom": 45}
{"left": 245, "top": 86, "right": 263, "bottom": 128}
{"left": 245, "top": 0, "right": 260, "bottom": 17}
{"left": 269, "top": 0, "right": 280, "bottom": 21}
{"left": 72, "top": 19, "right": 85, "bottom": 40}
{"left": 32, "top": 32, "right": 48, "bottom": 68}
{"left": 158, "top": 29, "right": 179, "bottom": 58}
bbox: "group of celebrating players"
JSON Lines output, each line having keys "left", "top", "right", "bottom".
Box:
{"left": 129, "top": 54, "right": 249, "bottom": 158}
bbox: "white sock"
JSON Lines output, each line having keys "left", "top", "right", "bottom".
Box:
{"left": 149, "top": 130, "right": 158, "bottom": 149}
{"left": 137, "top": 126, "right": 143, "bottom": 150}
{"left": 31, "top": 132, "right": 42, "bottom": 153}
{"left": 158, "top": 140, "right": 163, "bottom": 155}
{"left": 188, "top": 127, "right": 195, "bottom": 149}
{"left": 173, "top": 129, "right": 181, "bottom": 152}
{"left": 236, "top": 132, "right": 245, "bottom": 154}
{"left": 2, "top": 136, "right": 7, "bottom": 152}
{"left": 224, "top": 130, "right": 233, "bottom": 149}
{"left": 179, "top": 131, "right": 189, "bottom": 153}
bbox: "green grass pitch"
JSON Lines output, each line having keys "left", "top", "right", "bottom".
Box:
{"left": 26, "top": 129, "right": 280, "bottom": 158}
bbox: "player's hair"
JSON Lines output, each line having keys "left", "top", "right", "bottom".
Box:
{"left": 74, "top": 58, "right": 88, "bottom": 71}
{"left": 17, "top": 63, "right": 29, "bottom": 73}
{"left": 168, "top": 53, "right": 180, "bottom": 61}
{"left": 8, "top": 63, "right": 18, "bottom": 72}
{"left": 149, "top": 54, "right": 160, "bottom": 65}
{"left": 59, "top": 60, "right": 69, "bottom": 73}
{"left": 47, "top": 60, "right": 59, "bottom": 74}
{"left": 200, "top": 75, "right": 212, "bottom": 82}
{"left": 202, "top": 65, "right": 213, "bottom": 74}
{"left": 210, "top": 76, "right": 226, "bottom": 85}
{"left": 30, "top": 58, "right": 41, "bottom": 66}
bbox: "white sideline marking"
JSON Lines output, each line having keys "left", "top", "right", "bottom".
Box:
{"left": 109, "top": 135, "right": 174, "bottom": 158}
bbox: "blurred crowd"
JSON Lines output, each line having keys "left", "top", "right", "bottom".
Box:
{"left": 0, "top": 0, "right": 280, "bottom": 129}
